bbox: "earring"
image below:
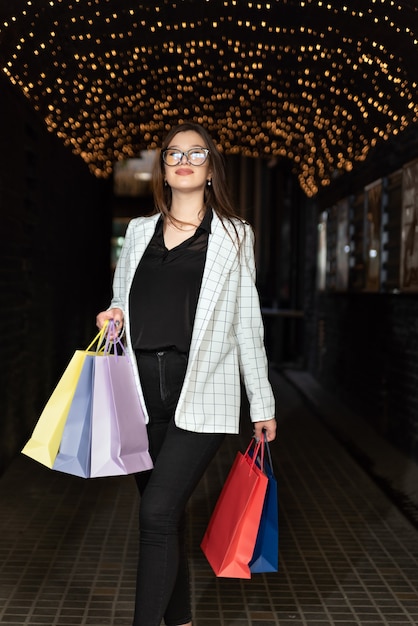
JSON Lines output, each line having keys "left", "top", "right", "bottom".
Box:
{"left": 207, "top": 179, "right": 212, "bottom": 186}
{"left": 164, "top": 179, "right": 168, "bottom": 186}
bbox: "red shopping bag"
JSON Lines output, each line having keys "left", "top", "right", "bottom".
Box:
{"left": 200, "top": 438, "right": 268, "bottom": 579}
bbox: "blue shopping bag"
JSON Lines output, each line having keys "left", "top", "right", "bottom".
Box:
{"left": 249, "top": 436, "right": 279, "bottom": 573}
{"left": 52, "top": 355, "right": 94, "bottom": 478}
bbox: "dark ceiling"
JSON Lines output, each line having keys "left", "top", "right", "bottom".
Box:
{"left": 0, "top": 0, "right": 417, "bottom": 196}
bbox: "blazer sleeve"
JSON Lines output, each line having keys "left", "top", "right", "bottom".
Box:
{"left": 233, "top": 223, "right": 276, "bottom": 422}
{"left": 109, "top": 219, "right": 135, "bottom": 313}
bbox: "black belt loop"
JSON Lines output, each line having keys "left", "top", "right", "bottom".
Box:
{"left": 136, "top": 347, "right": 189, "bottom": 357}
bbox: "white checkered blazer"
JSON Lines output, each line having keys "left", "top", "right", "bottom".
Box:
{"left": 110, "top": 211, "right": 275, "bottom": 433}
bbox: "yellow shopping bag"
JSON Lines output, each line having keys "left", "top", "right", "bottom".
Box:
{"left": 21, "top": 325, "right": 108, "bottom": 468}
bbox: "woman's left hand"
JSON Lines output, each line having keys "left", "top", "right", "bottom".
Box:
{"left": 253, "top": 418, "right": 277, "bottom": 443}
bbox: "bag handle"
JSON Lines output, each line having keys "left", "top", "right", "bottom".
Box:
{"left": 245, "top": 436, "right": 265, "bottom": 474}
{"left": 86, "top": 320, "right": 109, "bottom": 353}
{"left": 103, "top": 320, "right": 130, "bottom": 360}
{"left": 247, "top": 432, "right": 275, "bottom": 477}
{"left": 263, "top": 431, "right": 275, "bottom": 476}
{"left": 85, "top": 319, "right": 126, "bottom": 355}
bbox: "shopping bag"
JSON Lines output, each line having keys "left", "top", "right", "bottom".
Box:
{"left": 200, "top": 438, "right": 268, "bottom": 579}
{"left": 23, "top": 321, "right": 153, "bottom": 478}
{"left": 21, "top": 325, "right": 108, "bottom": 469}
{"left": 52, "top": 355, "right": 95, "bottom": 478}
{"left": 89, "top": 332, "right": 153, "bottom": 478}
{"left": 249, "top": 437, "right": 279, "bottom": 573}
{"left": 21, "top": 350, "right": 88, "bottom": 468}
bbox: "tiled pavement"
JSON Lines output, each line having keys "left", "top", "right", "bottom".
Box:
{"left": 0, "top": 368, "right": 417, "bottom": 626}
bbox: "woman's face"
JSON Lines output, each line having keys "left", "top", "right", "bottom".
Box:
{"left": 163, "top": 130, "right": 212, "bottom": 194}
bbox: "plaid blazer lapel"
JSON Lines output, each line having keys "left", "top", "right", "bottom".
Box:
{"left": 189, "top": 215, "right": 238, "bottom": 357}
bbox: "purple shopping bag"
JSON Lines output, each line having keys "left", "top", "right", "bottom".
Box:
{"left": 90, "top": 352, "right": 153, "bottom": 478}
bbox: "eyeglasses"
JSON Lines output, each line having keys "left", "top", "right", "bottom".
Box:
{"left": 162, "top": 147, "right": 210, "bottom": 166}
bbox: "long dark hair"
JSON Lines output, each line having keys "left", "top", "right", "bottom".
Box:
{"left": 151, "top": 122, "right": 243, "bottom": 227}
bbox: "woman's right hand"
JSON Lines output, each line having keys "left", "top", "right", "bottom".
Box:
{"left": 96, "top": 308, "right": 124, "bottom": 336}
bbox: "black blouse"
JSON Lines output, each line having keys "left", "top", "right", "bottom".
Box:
{"left": 129, "top": 209, "right": 212, "bottom": 353}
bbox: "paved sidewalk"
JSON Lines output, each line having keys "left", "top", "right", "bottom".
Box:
{"left": 282, "top": 368, "right": 418, "bottom": 529}
{"left": 0, "top": 369, "right": 417, "bottom": 625}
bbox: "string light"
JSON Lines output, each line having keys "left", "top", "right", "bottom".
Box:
{"left": 0, "top": 0, "right": 417, "bottom": 197}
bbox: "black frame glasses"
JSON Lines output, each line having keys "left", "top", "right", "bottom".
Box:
{"left": 162, "top": 148, "right": 210, "bottom": 166}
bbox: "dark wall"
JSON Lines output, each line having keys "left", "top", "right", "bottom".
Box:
{"left": 0, "top": 75, "right": 113, "bottom": 474}
{"left": 311, "top": 293, "right": 418, "bottom": 460}
{"left": 303, "top": 127, "right": 418, "bottom": 463}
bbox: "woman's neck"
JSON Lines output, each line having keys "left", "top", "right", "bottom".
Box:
{"left": 169, "top": 193, "right": 206, "bottom": 223}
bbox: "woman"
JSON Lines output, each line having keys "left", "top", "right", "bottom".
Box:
{"left": 96, "top": 122, "right": 276, "bottom": 626}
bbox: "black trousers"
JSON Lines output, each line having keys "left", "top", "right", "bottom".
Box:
{"left": 132, "top": 349, "right": 225, "bottom": 626}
